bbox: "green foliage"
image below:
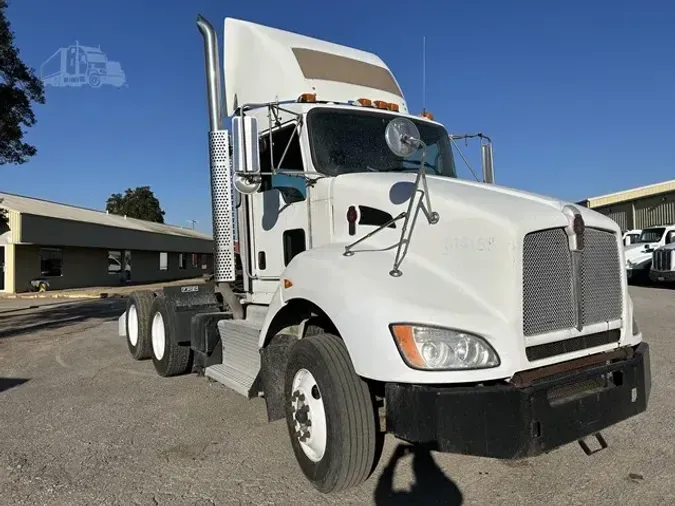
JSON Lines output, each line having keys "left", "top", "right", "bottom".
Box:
{"left": 0, "top": 0, "right": 46, "bottom": 165}
{"left": 106, "top": 186, "right": 166, "bottom": 223}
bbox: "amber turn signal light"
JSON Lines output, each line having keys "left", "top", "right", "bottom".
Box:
{"left": 298, "top": 93, "right": 317, "bottom": 103}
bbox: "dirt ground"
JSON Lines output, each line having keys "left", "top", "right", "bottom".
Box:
{"left": 0, "top": 286, "right": 673, "bottom": 505}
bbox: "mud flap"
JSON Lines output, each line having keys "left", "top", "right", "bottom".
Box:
{"left": 160, "top": 283, "right": 220, "bottom": 344}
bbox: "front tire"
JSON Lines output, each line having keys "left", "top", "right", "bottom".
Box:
{"left": 149, "top": 295, "right": 192, "bottom": 377}
{"left": 284, "top": 333, "right": 381, "bottom": 494}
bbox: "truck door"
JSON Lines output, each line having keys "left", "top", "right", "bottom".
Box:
{"left": 248, "top": 123, "right": 310, "bottom": 281}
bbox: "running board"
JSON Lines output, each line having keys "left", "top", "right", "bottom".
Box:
{"left": 205, "top": 315, "right": 263, "bottom": 398}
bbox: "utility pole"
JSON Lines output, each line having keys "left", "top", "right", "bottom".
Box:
{"left": 187, "top": 219, "right": 198, "bottom": 230}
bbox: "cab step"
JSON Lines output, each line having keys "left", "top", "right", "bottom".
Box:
{"left": 204, "top": 306, "right": 266, "bottom": 398}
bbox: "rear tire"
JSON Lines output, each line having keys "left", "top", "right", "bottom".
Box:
{"left": 284, "top": 332, "right": 381, "bottom": 494}
{"left": 126, "top": 291, "right": 154, "bottom": 360}
{"left": 149, "top": 295, "right": 192, "bottom": 377}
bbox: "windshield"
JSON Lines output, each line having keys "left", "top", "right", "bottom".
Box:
{"left": 307, "top": 108, "right": 457, "bottom": 178}
{"left": 637, "top": 227, "right": 665, "bottom": 243}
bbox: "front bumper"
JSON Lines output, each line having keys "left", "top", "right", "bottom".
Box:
{"left": 627, "top": 266, "right": 650, "bottom": 279}
{"left": 650, "top": 270, "right": 675, "bottom": 282}
{"left": 385, "top": 343, "right": 650, "bottom": 459}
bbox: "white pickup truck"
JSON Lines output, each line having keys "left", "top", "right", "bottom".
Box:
{"left": 625, "top": 225, "right": 675, "bottom": 281}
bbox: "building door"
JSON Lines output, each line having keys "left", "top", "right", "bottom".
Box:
{"left": 0, "top": 246, "right": 5, "bottom": 291}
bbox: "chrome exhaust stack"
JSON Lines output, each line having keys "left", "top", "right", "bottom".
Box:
{"left": 197, "top": 15, "right": 224, "bottom": 131}
{"left": 197, "top": 14, "right": 243, "bottom": 319}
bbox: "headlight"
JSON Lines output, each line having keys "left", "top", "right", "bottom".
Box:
{"left": 390, "top": 324, "right": 500, "bottom": 370}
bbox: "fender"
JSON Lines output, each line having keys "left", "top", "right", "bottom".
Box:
{"left": 159, "top": 283, "right": 220, "bottom": 345}
{"left": 258, "top": 244, "right": 527, "bottom": 384}
{"left": 624, "top": 294, "right": 642, "bottom": 347}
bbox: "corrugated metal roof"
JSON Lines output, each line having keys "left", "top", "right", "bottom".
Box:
{"left": 0, "top": 192, "right": 213, "bottom": 241}
{"left": 583, "top": 179, "right": 675, "bottom": 208}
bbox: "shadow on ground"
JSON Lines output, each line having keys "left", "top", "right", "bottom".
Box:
{"left": 0, "top": 299, "right": 125, "bottom": 340}
{"left": 374, "top": 443, "right": 463, "bottom": 505}
{"left": 0, "top": 377, "right": 29, "bottom": 393}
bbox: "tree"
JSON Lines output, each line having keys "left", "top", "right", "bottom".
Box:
{"left": 106, "top": 186, "right": 166, "bottom": 223}
{"left": 0, "top": 0, "right": 45, "bottom": 165}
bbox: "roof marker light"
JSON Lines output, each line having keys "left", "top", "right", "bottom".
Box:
{"left": 298, "top": 93, "right": 317, "bottom": 103}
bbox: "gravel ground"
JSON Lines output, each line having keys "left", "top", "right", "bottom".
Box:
{"left": 0, "top": 286, "right": 673, "bottom": 506}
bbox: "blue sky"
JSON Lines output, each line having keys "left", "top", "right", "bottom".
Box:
{"left": 3, "top": 0, "right": 675, "bottom": 234}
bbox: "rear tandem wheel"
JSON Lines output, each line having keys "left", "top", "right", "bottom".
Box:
{"left": 125, "top": 291, "right": 154, "bottom": 360}
{"left": 149, "top": 294, "right": 192, "bottom": 377}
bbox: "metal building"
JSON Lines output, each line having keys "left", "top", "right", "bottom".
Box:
{"left": 578, "top": 179, "right": 675, "bottom": 232}
{"left": 0, "top": 192, "right": 214, "bottom": 294}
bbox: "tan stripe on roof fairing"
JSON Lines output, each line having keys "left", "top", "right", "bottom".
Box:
{"left": 292, "top": 47, "right": 403, "bottom": 98}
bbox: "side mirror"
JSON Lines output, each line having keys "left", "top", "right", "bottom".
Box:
{"left": 481, "top": 143, "right": 495, "bottom": 184}
{"left": 385, "top": 118, "right": 421, "bottom": 158}
{"left": 232, "top": 116, "right": 261, "bottom": 194}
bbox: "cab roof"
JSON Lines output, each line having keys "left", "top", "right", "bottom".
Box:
{"left": 223, "top": 18, "right": 408, "bottom": 117}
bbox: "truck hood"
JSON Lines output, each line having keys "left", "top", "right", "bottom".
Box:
{"left": 326, "top": 172, "right": 622, "bottom": 329}
{"left": 329, "top": 172, "right": 618, "bottom": 245}
{"left": 624, "top": 242, "right": 656, "bottom": 266}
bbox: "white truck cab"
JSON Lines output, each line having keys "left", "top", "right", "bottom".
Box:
{"left": 118, "top": 15, "right": 651, "bottom": 494}
{"left": 625, "top": 225, "right": 675, "bottom": 281}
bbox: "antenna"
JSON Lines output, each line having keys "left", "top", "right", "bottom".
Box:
{"left": 422, "top": 35, "right": 426, "bottom": 114}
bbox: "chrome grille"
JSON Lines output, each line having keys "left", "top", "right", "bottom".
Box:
{"left": 522, "top": 227, "right": 623, "bottom": 337}
{"left": 653, "top": 249, "right": 673, "bottom": 271}
{"left": 579, "top": 228, "right": 623, "bottom": 327}
{"left": 523, "top": 229, "right": 574, "bottom": 336}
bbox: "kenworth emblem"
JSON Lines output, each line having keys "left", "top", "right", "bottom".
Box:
{"left": 562, "top": 205, "right": 585, "bottom": 330}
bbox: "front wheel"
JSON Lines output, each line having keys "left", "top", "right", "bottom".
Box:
{"left": 284, "top": 333, "right": 382, "bottom": 494}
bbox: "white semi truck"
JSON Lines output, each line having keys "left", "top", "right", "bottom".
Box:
{"left": 625, "top": 225, "right": 675, "bottom": 282}
{"left": 119, "top": 15, "right": 651, "bottom": 494}
{"left": 650, "top": 241, "right": 675, "bottom": 283}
